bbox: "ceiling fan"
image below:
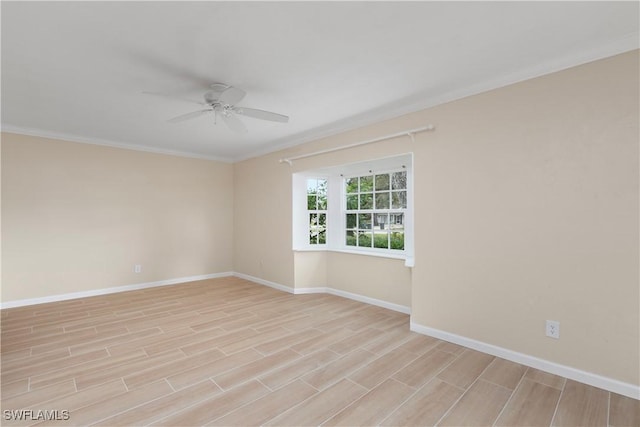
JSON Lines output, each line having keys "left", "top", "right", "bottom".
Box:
{"left": 152, "top": 84, "right": 289, "bottom": 134}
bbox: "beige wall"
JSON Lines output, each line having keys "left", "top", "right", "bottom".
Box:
{"left": 292, "top": 251, "right": 411, "bottom": 309}
{"left": 326, "top": 252, "right": 411, "bottom": 308}
{"left": 232, "top": 153, "right": 295, "bottom": 289}
{"left": 294, "top": 251, "right": 327, "bottom": 289}
{"left": 0, "top": 138, "right": 3, "bottom": 293}
{"left": 410, "top": 50, "right": 639, "bottom": 385}
{"left": 1, "top": 133, "right": 234, "bottom": 301}
{"left": 235, "top": 51, "right": 639, "bottom": 386}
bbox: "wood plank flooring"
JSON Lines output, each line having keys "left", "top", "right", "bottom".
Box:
{"left": 1, "top": 277, "right": 638, "bottom": 426}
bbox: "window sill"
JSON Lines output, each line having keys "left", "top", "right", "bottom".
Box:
{"left": 293, "top": 247, "right": 414, "bottom": 267}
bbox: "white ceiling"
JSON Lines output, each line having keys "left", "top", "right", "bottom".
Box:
{"left": 2, "top": 2, "right": 638, "bottom": 162}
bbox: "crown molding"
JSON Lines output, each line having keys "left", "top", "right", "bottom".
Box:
{"left": 3, "top": 36, "right": 637, "bottom": 164}
{"left": 0, "top": 125, "right": 234, "bottom": 163}
{"left": 233, "top": 35, "right": 639, "bottom": 163}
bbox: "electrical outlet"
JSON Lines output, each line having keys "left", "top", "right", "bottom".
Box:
{"left": 546, "top": 320, "right": 560, "bottom": 339}
{"left": 134, "top": 264, "right": 142, "bottom": 273}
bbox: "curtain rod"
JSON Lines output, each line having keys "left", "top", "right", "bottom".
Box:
{"left": 279, "top": 124, "right": 435, "bottom": 165}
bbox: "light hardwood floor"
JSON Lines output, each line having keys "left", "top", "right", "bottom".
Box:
{"left": 1, "top": 277, "right": 638, "bottom": 426}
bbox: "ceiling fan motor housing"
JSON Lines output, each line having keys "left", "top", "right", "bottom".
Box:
{"left": 204, "top": 83, "right": 230, "bottom": 103}
{"left": 204, "top": 90, "right": 221, "bottom": 105}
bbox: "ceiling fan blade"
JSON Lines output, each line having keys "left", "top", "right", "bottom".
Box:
{"left": 221, "top": 113, "right": 248, "bottom": 134}
{"left": 218, "top": 86, "right": 246, "bottom": 105}
{"left": 233, "top": 107, "right": 289, "bottom": 123}
{"left": 167, "top": 109, "right": 211, "bottom": 123}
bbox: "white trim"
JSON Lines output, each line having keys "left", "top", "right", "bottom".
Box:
{"left": 237, "top": 37, "right": 639, "bottom": 163}
{"left": 333, "top": 246, "right": 408, "bottom": 261}
{"left": 296, "top": 285, "right": 411, "bottom": 314}
{"left": 410, "top": 321, "right": 640, "bottom": 400}
{"left": 293, "top": 287, "right": 328, "bottom": 295}
{"left": 293, "top": 248, "right": 407, "bottom": 261}
{"left": 1, "top": 126, "right": 233, "bottom": 163}
{"left": 0, "top": 272, "right": 234, "bottom": 309}
{"left": 232, "top": 272, "right": 295, "bottom": 294}
{"left": 231, "top": 272, "right": 410, "bottom": 314}
{"left": 322, "top": 287, "right": 411, "bottom": 315}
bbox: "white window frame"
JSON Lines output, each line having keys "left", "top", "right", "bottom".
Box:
{"left": 306, "top": 177, "right": 328, "bottom": 246}
{"left": 292, "top": 154, "right": 414, "bottom": 267}
{"left": 341, "top": 167, "right": 408, "bottom": 254}
{"left": 292, "top": 173, "right": 331, "bottom": 250}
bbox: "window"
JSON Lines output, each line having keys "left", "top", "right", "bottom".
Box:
{"left": 292, "top": 154, "right": 412, "bottom": 265}
{"left": 344, "top": 170, "right": 406, "bottom": 251}
{"left": 307, "top": 178, "right": 327, "bottom": 245}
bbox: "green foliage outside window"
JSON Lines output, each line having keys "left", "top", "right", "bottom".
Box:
{"left": 308, "top": 179, "right": 327, "bottom": 245}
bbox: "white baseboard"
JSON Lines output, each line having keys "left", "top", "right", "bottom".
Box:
{"left": 2, "top": 270, "right": 410, "bottom": 315}
{"left": 232, "top": 272, "right": 411, "bottom": 315}
{"left": 232, "top": 272, "right": 296, "bottom": 294}
{"left": 293, "top": 286, "right": 328, "bottom": 295}
{"left": 0, "top": 272, "right": 234, "bottom": 309}
{"left": 410, "top": 321, "right": 640, "bottom": 400}
{"left": 318, "top": 287, "right": 411, "bottom": 315}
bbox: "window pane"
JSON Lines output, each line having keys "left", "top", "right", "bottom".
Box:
{"left": 374, "top": 232, "right": 389, "bottom": 249}
{"left": 389, "top": 213, "right": 404, "bottom": 228}
{"left": 392, "top": 191, "right": 407, "bottom": 209}
{"left": 375, "top": 192, "right": 389, "bottom": 209}
{"left": 309, "top": 214, "right": 316, "bottom": 243}
{"left": 389, "top": 214, "right": 404, "bottom": 249}
{"left": 318, "top": 213, "right": 326, "bottom": 227}
{"left": 358, "top": 213, "right": 372, "bottom": 229}
{"left": 319, "top": 230, "right": 326, "bottom": 244}
{"left": 307, "top": 194, "right": 317, "bottom": 210}
{"left": 390, "top": 231, "right": 404, "bottom": 250}
{"left": 375, "top": 174, "right": 390, "bottom": 191}
{"left": 358, "top": 232, "right": 372, "bottom": 247}
{"left": 360, "top": 193, "right": 373, "bottom": 209}
{"left": 346, "top": 195, "right": 358, "bottom": 210}
{"left": 346, "top": 230, "right": 357, "bottom": 246}
{"left": 317, "top": 195, "right": 327, "bottom": 210}
{"left": 317, "top": 179, "right": 327, "bottom": 196}
{"left": 316, "top": 179, "right": 327, "bottom": 209}
{"left": 346, "top": 178, "right": 358, "bottom": 194}
{"left": 374, "top": 213, "right": 389, "bottom": 230}
{"left": 346, "top": 213, "right": 357, "bottom": 229}
{"left": 360, "top": 175, "right": 373, "bottom": 192}
{"left": 392, "top": 171, "right": 407, "bottom": 190}
{"left": 307, "top": 178, "right": 318, "bottom": 193}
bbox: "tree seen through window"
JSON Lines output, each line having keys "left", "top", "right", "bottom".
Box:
{"left": 307, "top": 178, "right": 327, "bottom": 244}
